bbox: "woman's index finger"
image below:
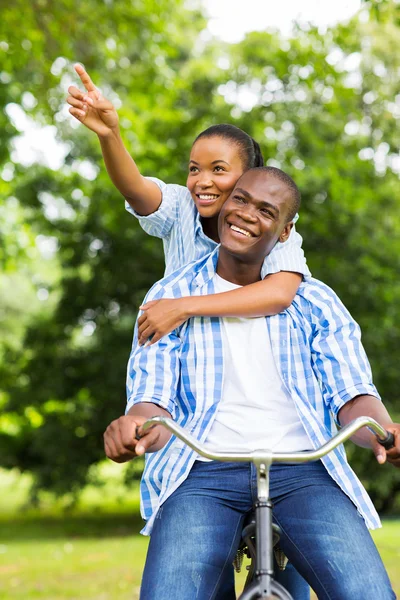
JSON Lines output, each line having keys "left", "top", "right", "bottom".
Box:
{"left": 74, "top": 63, "right": 97, "bottom": 93}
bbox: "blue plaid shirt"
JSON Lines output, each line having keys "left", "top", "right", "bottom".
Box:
{"left": 126, "top": 248, "right": 381, "bottom": 535}
{"left": 126, "top": 178, "right": 311, "bottom": 278}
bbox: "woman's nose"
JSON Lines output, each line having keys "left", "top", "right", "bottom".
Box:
{"left": 196, "top": 172, "right": 213, "bottom": 187}
{"left": 197, "top": 178, "right": 212, "bottom": 188}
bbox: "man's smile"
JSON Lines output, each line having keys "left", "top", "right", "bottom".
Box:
{"left": 227, "top": 221, "right": 257, "bottom": 238}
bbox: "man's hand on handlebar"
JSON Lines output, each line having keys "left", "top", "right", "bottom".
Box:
{"left": 371, "top": 424, "right": 400, "bottom": 468}
{"left": 104, "top": 415, "right": 163, "bottom": 463}
{"left": 338, "top": 396, "right": 400, "bottom": 468}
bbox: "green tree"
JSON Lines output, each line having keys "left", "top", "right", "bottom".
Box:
{"left": 1, "top": 1, "right": 399, "bottom": 511}
{"left": 0, "top": 0, "right": 225, "bottom": 496}
{"left": 220, "top": 10, "right": 400, "bottom": 509}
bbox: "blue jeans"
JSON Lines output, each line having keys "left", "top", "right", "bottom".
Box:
{"left": 140, "top": 461, "right": 395, "bottom": 600}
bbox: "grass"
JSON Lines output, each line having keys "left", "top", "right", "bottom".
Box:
{"left": 0, "top": 467, "right": 146, "bottom": 600}
{"left": 1, "top": 468, "right": 399, "bottom": 599}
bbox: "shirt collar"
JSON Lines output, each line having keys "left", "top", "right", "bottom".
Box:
{"left": 193, "top": 246, "right": 220, "bottom": 288}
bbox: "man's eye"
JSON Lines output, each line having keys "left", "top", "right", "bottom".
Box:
{"left": 261, "top": 208, "right": 273, "bottom": 216}
{"left": 233, "top": 195, "right": 245, "bottom": 203}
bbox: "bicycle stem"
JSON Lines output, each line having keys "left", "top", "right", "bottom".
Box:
{"left": 254, "top": 460, "right": 274, "bottom": 598}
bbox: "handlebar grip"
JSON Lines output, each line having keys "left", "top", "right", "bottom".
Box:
{"left": 377, "top": 431, "right": 395, "bottom": 450}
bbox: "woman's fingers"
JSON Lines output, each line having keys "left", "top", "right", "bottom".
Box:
{"left": 68, "top": 93, "right": 111, "bottom": 115}
{"left": 138, "top": 326, "right": 154, "bottom": 345}
{"left": 91, "top": 98, "right": 114, "bottom": 111}
{"left": 81, "top": 94, "right": 116, "bottom": 114}
{"left": 146, "top": 332, "right": 162, "bottom": 346}
{"left": 138, "top": 319, "right": 154, "bottom": 342}
{"left": 139, "top": 300, "right": 159, "bottom": 310}
{"left": 66, "top": 95, "right": 86, "bottom": 110}
{"left": 138, "top": 318, "right": 154, "bottom": 337}
{"left": 74, "top": 63, "right": 98, "bottom": 94}
{"left": 138, "top": 314, "right": 153, "bottom": 335}
{"left": 69, "top": 107, "right": 86, "bottom": 121}
{"left": 68, "top": 84, "right": 86, "bottom": 101}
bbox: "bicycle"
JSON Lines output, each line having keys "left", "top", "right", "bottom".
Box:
{"left": 141, "top": 415, "right": 395, "bottom": 600}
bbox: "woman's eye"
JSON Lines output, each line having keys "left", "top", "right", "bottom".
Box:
{"left": 214, "top": 165, "right": 225, "bottom": 172}
{"left": 189, "top": 166, "right": 199, "bottom": 173}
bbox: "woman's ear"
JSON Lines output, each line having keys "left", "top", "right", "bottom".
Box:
{"left": 279, "top": 221, "right": 293, "bottom": 243}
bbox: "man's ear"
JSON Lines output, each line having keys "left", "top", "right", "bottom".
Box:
{"left": 279, "top": 221, "right": 293, "bottom": 243}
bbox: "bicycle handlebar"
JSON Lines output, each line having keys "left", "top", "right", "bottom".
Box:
{"left": 141, "top": 416, "right": 394, "bottom": 463}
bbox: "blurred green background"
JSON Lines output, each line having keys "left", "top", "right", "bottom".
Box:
{"left": 0, "top": 0, "right": 399, "bottom": 597}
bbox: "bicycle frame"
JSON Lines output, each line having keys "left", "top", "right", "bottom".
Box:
{"left": 141, "top": 416, "right": 393, "bottom": 600}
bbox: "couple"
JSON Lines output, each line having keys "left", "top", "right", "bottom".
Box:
{"left": 104, "top": 166, "right": 399, "bottom": 600}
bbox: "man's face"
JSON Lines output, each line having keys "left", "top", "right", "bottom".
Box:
{"left": 218, "top": 171, "right": 294, "bottom": 264}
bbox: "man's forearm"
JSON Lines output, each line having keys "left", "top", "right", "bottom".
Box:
{"left": 338, "top": 394, "right": 393, "bottom": 448}
{"left": 127, "top": 402, "right": 172, "bottom": 452}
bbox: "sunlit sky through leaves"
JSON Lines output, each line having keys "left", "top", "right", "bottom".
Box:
{"left": 8, "top": 0, "right": 362, "bottom": 170}
{"left": 203, "top": 0, "right": 361, "bottom": 42}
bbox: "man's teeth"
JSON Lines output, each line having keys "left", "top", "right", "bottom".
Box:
{"left": 230, "top": 225, "right": 252, "bottom": 237}
{"left": 198, "top": 194, "right": 219, "bottom": 200}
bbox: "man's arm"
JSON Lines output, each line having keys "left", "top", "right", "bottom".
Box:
{"left": 306, "top": 282, "right": 400, "bottom": 467}
{"left": 104, "top": 282, "right": 182, "bottom": 463}
{"left": 338, "top": 394, "right": 400, "bottom": 466}
{"left": 104, "top": 403, "right": 172, "bottom": 463}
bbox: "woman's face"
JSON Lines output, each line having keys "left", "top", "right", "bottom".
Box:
{"left": 186, "top": 136, "right": 245, "bottom": 219}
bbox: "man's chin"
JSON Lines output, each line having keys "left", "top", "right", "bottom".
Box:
{"left": 221, "top": 238, "right": 256, "bottom": 258}
{"left": 220, "top": 235, "right": 274, "bottom": 265}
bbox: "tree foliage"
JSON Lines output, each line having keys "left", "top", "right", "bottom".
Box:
{"left": 0, "top": 1, "right": 399, "bottom": 509}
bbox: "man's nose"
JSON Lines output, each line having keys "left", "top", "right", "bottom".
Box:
{"left": 236, "top": 206, "right": 258, "bottom": 222}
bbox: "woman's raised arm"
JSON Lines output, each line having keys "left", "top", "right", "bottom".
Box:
{"left": 67, "top": 64, "right": 161, "bottom": 216}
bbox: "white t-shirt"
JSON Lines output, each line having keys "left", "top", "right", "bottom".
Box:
{"left": 202, "top": 274, "right": 313, "bottom": 456}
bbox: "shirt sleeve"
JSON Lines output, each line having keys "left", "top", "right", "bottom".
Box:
{"left": 261, "top": 219, "right": 311, "bottom": 279}
{"left": 125, "top": 285, "right": 181, "bottom": 417}
{"left": 125, "top": 177, "right": 183, "bottom": 239}
{"left": 306, "top": 283, "right": 380, "bottom": 419}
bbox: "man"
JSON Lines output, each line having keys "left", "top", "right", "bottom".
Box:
{"left": 104, "top": 167, "right": 399, "bottom": 600}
